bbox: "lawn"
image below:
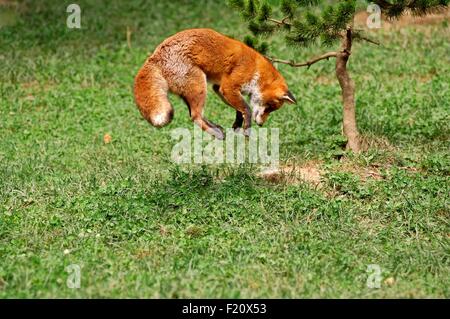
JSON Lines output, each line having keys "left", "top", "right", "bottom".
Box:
{"left": 0, "top": 0, "right": 449, "bottom": 298}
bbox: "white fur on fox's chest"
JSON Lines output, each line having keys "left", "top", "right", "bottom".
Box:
{"left": 241, "top": 72, "right": 262, "bottom": 109}
{"left": 241, "top": 72, "right": 265, "bottom": 123}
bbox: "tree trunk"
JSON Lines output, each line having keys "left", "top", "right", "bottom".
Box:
{"left": 335, "top": 28, "right": 361, "bottom": 153}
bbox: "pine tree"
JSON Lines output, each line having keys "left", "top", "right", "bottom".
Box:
{"left": 229, "top": 0, "right": 449, "bottom": 152}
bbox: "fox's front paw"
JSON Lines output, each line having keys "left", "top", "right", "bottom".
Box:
{"left": 243, "top": 128, "right": 251, "bottom": 137}
{"left": 232, "top": 127, "right": 251, "bottom": 137}
{"left": 232, "top": 121, "right": 242, "bottom": 131}
{"left": 232, "top": 120, "right": 245, "bottom": 135}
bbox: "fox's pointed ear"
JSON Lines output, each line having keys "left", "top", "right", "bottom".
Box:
{"left": 282, "top": 91, "right": 297, "bottom": 104}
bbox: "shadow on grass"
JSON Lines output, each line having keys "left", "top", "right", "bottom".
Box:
{"left": 151, "top": 165, "right": 261, "bottom": 211}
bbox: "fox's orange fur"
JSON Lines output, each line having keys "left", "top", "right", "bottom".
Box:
{"left": 134, "top": 28, "right": 296, "bottom": 139}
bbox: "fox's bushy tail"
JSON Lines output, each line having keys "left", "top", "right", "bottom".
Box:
{"left": 134, "top": 61, "right": 173, "bottom": 128}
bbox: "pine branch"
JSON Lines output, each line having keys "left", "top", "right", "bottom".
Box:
{"left": 267, "top": 16, "right": 292, "bottom": 26}
{"left": 371, "top": 0, "right": 449, "bottom": 18}
{"left": 266, "top": 51, "right": 338, "bottom": 69}
{"left": 349, "top": 30, "right": 381, "bottom": 46}
{"left": 356, "top": 35, "right": 380, "bottom": 46}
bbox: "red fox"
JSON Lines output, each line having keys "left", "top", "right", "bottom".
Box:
{"left": 134, "top": 28, "right": 296, "bottom": 139}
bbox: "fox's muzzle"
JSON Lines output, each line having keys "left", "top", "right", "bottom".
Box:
{"left": 252, "top": 108, "right": 265, "bottom": 126}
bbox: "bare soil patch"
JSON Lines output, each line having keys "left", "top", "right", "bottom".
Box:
{"left": 258, "top": 161, "right": 323, "bottom": 187}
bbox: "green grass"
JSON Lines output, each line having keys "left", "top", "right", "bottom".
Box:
{"left": 0, "top": 0, "right": 449, "bottom": 298}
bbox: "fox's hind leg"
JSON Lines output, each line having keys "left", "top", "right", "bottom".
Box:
{"left": 182, "top": 70, "right": 224, "bottom": 140}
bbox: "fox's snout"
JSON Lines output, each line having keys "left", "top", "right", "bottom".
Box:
{"left": 252, "top": 108, "right": 267, "bottom": 126}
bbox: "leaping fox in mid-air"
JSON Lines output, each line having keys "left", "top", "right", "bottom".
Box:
{"left": 134, "top": 28, "right": 296, "bottom": 140}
